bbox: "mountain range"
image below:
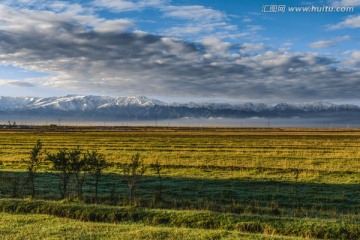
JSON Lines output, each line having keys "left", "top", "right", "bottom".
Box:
{"left": 0, "top": 95, "right": 359, "bottom": 122}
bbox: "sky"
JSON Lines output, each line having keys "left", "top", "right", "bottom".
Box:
{"left": 0, "top": 0, "right": 359, "bottom": 103}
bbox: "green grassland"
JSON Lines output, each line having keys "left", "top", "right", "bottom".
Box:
{"left": 0, "top": 211, "right": 303, "bottom": 240}
{"left": 0, "top": 127, "right": 359, "bottom": 239}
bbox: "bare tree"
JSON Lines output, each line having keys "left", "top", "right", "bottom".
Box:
{"left": 151, "top": 159, "right": 163, "bottom": 204}
{"left": 123, "top": 153, "right": 146, "bottom": 206}
{"left": 23, "top": 139, "right": 43, "bottom": 198}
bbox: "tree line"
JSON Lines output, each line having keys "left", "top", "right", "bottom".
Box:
{"left": 15, "top": 140, "right": 154, "bottom": 205}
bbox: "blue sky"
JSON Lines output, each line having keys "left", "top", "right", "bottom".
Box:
{"left": 0, "top": 0, "right": 359, "bottom": 103}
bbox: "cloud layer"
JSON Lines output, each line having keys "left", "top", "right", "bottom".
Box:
{"left": 0, "top": 1, "right": 359, "bottom": 101}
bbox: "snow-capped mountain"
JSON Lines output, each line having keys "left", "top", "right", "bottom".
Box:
{"left": 0, "top": 96, "right": 39, "bottom": 110}
{"left": 1, "top": 95, "right": 166, "bottom": 111}
{"left": 0, "top": 95, "right": 359, "bottom": 121}
{"left": 28, "top": 95, "right": 112, "bottom": 111}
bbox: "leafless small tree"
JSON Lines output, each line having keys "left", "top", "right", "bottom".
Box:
{"left": 123, "top": 153, "right": 146, "bottom": 206}
{"left": 151, "top": 159, "right": 163, "bottom": 204}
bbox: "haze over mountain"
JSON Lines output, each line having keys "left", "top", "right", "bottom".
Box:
{"left": 1, "top": 95, "right": 359, "bottom": 125}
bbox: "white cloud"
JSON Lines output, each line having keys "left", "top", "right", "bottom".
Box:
{"left": 0, "top": 79, "right": 34, "bottom": 87}
{"left": 239, "top": 43, "right": 266, "bottom": 55}
{"left": 202, "top": 37, "right": 231, "bottom": 56}
{"left": 242, "top": 18, "right": 252, "bottom": 23}
{"left": 342, "top": 50, "right": 360, "bottom": 68}
{"left": 309, "top": 40, "right": 336, "bottom": 48}
{"left": 309, "top": 36, "right": 351, "bottom": 48}
{"left": 331, "top": 0, "right": 360, "bottom": 7}
{"left": 92, "top": 0, "right": 166, "bottom": 12}
{"left": 0, "top": 2, "right": 136, "bottom": 36}
{"left": 162, "top": 5, "right": 226, "bottom": 22}
{"left": 352, "top": 51, "right": 360, "bottom": 59}
{"left": 93, "top": 19, "right": 134, "bottom": 33}
{"left": 246, "top": 25, "right": 264, "bottom": 32}
{"left": 328, "top": 15, "right": 360, "bottom": 29}
{"left": 93, "top": 0, "right": 244, "bottom": 43}
{"left": 93, "top": 0, "right": 138, "bottom": 12}
{"left": 2, "top": 0, "right": 94, "bottom": 15}
{"left": 161, "top": 21, "right": 241, "bottom": 41}
{"left": 158, "top": 3, "right": 243, "bottom": 42}
{"left": 336, "top": 35, "right": 352, "bottom": 40}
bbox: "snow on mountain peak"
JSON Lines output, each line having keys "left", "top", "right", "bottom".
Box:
{"left": 0, "top": 96, "right": 39, "bottom": 110}
{"left": 0, "top": 95, "right": 359, "bottom": 119}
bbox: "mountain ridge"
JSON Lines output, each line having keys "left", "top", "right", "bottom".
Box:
{"left": 0, "top": 95, "right": 359, "bottom": 121}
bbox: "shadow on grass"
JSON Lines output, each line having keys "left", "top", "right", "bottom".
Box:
{"left": 0, "top": 170, "right": 359, "bottom": 219}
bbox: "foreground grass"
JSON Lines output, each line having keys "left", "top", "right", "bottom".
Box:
{"left": 1, "top": 212, "right": 298, "bottom": 240}
{"left": 0, "top": 199, "right": 359, "bottom": 239}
